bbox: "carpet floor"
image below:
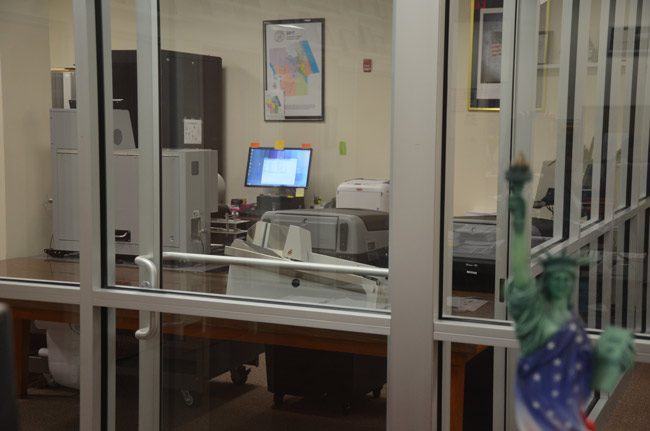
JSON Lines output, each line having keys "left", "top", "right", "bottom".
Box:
{"left": 19, "top": 360, "right": 650, "bottom": 430}
{"left": 18, "top": 354, "right": 386, "bottom": 431}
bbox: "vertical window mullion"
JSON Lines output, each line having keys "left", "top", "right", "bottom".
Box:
{"left": 389, "top": 0, "right": 444, "bottom": 429}
{"left": 602, "top": 0, "right": 626, "bottom": 221}
{"left": 554, "top": 0, "right": 580, "bottom": 240}
{"left": 74, "top": 0, "right": 104, "bottom": 429}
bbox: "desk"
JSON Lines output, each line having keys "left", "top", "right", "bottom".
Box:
{"left": 1, "top": 256, "right": 485, "bottom": 425}
{"left": 450, "top": 343, "right": 489, "bottom": 431}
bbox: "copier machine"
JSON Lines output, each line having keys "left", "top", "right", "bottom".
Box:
{"left": 49, "top": 108, "right": 218, "bottom": 256}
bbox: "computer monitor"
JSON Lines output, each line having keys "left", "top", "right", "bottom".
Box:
{"left": 245, "top": 147, "right": 312, "bottom": 188}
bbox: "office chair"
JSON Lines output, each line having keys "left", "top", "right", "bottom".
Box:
{"left": 0, "top": 304, "right": 19, "bottom": 431}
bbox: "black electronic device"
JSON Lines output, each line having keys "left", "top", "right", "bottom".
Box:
{"left": 111, "top": 50, "right": 224, "bottom": 172}
{"left": 452, "top": 216, "right": 554, "bottom": 293}
{"left": 256, "top": 195, "right": 305, "bottom": 212}
{"left": 266, "top": 345, "right": 385, "bottom": 413}
{"left": 533, "top": 187, "right": 555, "bottom": 209}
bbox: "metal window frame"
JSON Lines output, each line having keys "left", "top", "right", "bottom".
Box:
{"left": 589, "top": 0, "right": 614, "bottom": 223}
{"left": 0, "top": 0, "right": 445, "bottom": 429}
{"left": 387, "top": 0, "right": 444, "bottom": 428}
{"left": 4, "top": 1, "right": 650, "bottom": 430}
{"left": 629, "top": 0, "right": 649, "bottom": 205}
{"left": 436, "top": 1, "right": 650, "bottom": 429}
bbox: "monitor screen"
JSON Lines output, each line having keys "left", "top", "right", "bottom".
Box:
{"left": 245, "top": 147, "right": 312, "bottom": 188}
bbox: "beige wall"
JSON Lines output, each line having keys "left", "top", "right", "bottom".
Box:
{"left": 49, "top": 0, "right": 75, "bottom": 68}
{"left": 0, "top": 0, "right": 622, "bottom": 260}
{"left": 0, "top": 0, "right": 53, "bottom": 259}
{"left": 448, "top": 1, "right": 501, "bottom": 216}
{"left": 0, "top": 57, "right": 6, "bottom": 260}
{"left": 449, "top": 0, "right": 605, "bottom": 217}
{"left": 0, "top": 0, "right": 390, "bottom": 259}
{"left": 449, "top": 1, "right": 559, "bottom": 217}
{"left": 157, "top": 0, "right": 393, "bottom": 204}
{"left": 63, "top": 0, "right": 393, "bottom": 205}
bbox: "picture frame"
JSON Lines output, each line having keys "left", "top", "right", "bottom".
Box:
{"left": 468, "top": 0, "right": 503, "bottom": 111}
{"left": 468, "top": 0, "right": 552, "bottom": 112}
{"left": 263, "top": 18, "right": 325, "bottom": 121}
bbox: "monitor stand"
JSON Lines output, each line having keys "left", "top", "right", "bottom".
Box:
{"left": 256, "top": 187, "right": 305, "bottom": 212}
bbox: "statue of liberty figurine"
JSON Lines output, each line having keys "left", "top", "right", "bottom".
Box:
{"left": 505, "top": 155, "right": 634, "bottom": 430}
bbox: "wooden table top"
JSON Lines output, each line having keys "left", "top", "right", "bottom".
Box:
{"left": 0, "top": 256, "right": 496, "bottom": 355}
{"left": 0, "top": 256, "right": 387, "bottom": 356}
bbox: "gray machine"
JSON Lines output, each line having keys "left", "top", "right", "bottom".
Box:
{"left": 49, "top": 108, "right": 218, "bottom": 255}
{"left": 260, "top": 208, "right": 389, "bottom": 267}
{"left": 224, "top": 218, "right": 389, "bottom": 411}
{"left": 225, "top": 221, "right": 389, "bottom": 310}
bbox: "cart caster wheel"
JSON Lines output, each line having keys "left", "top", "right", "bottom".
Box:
{"left": 230, "top": 365, "right": 251, "bottom": 385}
{"left": 341, "top": 402, "right": 352, "bottom": 415}
{"left": 273, "top": 393, "right": 284, "bottom": 408}
{"left": 372, "top": 388, "right": 382, "bottom": 398}
{"left": 180, "top": 389, "right": 195, "bottom": 407}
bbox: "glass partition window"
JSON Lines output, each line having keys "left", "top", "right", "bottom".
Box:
{"left": 440, "top": 2, "right": 650, "bottom": 425}
{"left": 530, "top": 0, "right": 564, "bottom": 243}
{"left": 0, "top": 300, "right": 80, "bottom": 430}
{"left": 111, "top": 309, "right": 386, "bottom": 431}
{"left": 580, "top": 0, "right": 604, "bottom": 224}
{"left": 0, "top": 0, "right": 79, "bottom": 284}
{"left": 103, "top": 0, "right": 393, "bottom": 313}
{"left": 442, "top": 0, "right": 650, "bottom": 332}
{"left": 445, "top": 342, "right": 495, "bottom": 431}
{"left": 442, "top": 0, "right": 511, "bottom": 321}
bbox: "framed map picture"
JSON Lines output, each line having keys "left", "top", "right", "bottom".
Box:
{"left": 263, "top": 18, "right": 325, "bottom": 121}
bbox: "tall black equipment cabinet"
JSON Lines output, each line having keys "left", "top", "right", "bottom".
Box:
{"left": 111, "top": 50, "right": 224, "bottom": 173}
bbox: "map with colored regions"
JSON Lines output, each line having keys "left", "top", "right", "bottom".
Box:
{"left": 265, "top": 94, "right": 282, "bottom": 114}
{"left": 269, "top": 40, "right": 320, "bottom": 97}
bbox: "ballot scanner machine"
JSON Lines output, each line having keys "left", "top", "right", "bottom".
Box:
{"left": 224, "top": 219, "right": 388, "bottom": 411}
{"left": 260, "top": 208, "right": 389, "bottom": 267}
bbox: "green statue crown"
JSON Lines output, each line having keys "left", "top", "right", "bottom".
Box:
{"left": 505, "top": 156, "right": 532, "bottom": 187}
{"left": 540, "top": 254, "right": 589, "bottom": 274}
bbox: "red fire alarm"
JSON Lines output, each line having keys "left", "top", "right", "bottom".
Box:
{"left": 363, "top": 58, "right": 372, "bottom": 72}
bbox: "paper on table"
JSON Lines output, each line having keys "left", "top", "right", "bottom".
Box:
{"left": 451, "top": 296, "right": 488, "bottom": 312}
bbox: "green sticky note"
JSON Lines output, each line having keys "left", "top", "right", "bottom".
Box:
{"left": 339, "top": 141, "right": 347, "bottom": 156}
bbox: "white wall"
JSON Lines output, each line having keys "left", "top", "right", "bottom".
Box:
{"left": 0, "top": 0, "right": 53, "bottom": 259}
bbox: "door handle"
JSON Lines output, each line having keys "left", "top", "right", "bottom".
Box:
{"left": 134, "top": 255, "right": 159, "bottom": 340}
{"left": 498, "top": 278, "right": 506, "bottom": 303}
